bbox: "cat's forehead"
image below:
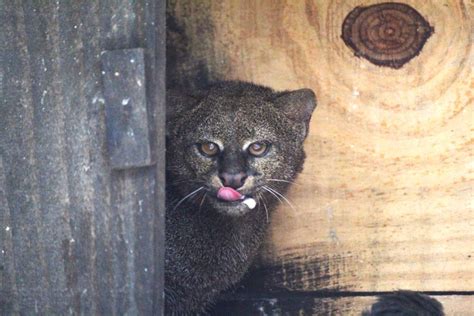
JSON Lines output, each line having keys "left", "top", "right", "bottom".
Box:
{"left": 193, "top": 101, "right": 278, "bottom": 142}
{"left": 171, "top": 82, "right": 306, "bottom": 145}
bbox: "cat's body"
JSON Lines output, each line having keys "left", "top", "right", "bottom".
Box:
{"left": 165, "top": 192, "right": 270, "bottom": 313}
{"left": 163, "top": 81, "right": 445, "bottom": 316}
{"left": 165, "top": 81, "right": 316, "bottom": 314}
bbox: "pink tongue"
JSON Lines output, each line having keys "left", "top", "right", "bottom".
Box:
{"left": 217, "top": 187, "right": 243, "bottom": 201}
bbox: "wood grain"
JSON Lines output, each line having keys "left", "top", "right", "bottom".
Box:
{"left": 101, "top": 49, "right": 152, "bottom": 169}
{"left": 169, "top": 0, "right": 473, "bottom": 292}
{"left": 0, "top": 1, "right": 166, "bottom": 314}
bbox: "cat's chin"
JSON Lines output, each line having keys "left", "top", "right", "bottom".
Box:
{"left": 210, "top": 199, "right": 254, "bottom": 217}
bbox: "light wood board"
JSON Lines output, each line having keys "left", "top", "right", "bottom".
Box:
{"left": 169, "top": 0, "right": 473, "bottom": 292}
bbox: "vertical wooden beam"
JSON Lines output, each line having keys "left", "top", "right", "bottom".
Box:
{"left": 1, "top": 2, "right": 54, "bottom": 313}
{"left": 0, "top": 1, "right": 166, "bottom": 314}
{"left": 21, "top": 2, "right": 74, "bottom": 312}
{"left": 0, "top": 157, "right": 20, "bottom": 314}
{"left": 150, "top": 0, "right": 167, "bottom": 314}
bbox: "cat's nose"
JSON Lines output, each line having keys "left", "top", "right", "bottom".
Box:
{"left": 219, "top": 172, "right": 248, "bottom": 189}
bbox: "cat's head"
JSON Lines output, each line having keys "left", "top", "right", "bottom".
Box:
{"left": 167, "top": 81, "right": 317, "bottom": 217}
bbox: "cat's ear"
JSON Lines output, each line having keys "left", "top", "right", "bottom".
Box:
{"left": 166, "top": 90, "right": 202, "bottom": 122}
{"left": 273, "top": 89, "right": 317, "bottom": 139}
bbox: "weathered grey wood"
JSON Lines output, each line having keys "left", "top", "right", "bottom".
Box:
{"left": 1, "top": 2, "right": 53, "bottom": 313}
{"left": 56, "top": 2, "right": 112, "bottom": 314}
{"left": 102, "top": 49, "right": 152, "bottom": 169}
{"left": 151, "top": 0, "right": 167, "bottom": 312}
{"left": 109, "top": 169, "right": 156, "bottom": 314}
{"left": 0, "top": 1, "right": 165, "bottom": 314}
{"left": 22, "top": 3, "right": 74, "bottom": 313}
{"left": 0, "top": 157, "right": 20, "bottom": 314}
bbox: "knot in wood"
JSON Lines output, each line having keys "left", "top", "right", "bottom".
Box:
{"left": 342, "top": 2, "right": 434, "bottom": 69}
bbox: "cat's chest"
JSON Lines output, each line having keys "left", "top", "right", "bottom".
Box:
{"left": 165, "top": 203, "right": 267, "bottom": 277}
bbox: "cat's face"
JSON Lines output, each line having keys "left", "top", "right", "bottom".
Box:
{"left": 167, "top": 82, "right": 316, "bottom": 217}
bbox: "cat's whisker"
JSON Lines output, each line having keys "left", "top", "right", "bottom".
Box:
{"left": 190, "top": 195, "right": 200, "bottom": 206}
{"left": 256, "top": 193, "right": 262, "bottom": 217}
{"left": 262, "top": 186, "right": 283, "bottom": 205}
{"left": 267, "top": 179, "right": 296, "bottom": 185}
{"left": 172, "top": 186, "right": 205, "bottom": 211}
{"left": 199, "top": 192, "right": 207, "bottom": 212}
{"left": 258, "top": 193, "right": 269, "bottom": 223}
{"left": 268, "top": 187, "right": 296, "bottom": 211}
{"left": 167, "top": 197, "right": 181, "bottom": 209}
{"left": 264, "top": 185, "right": 296, "bottom": 212}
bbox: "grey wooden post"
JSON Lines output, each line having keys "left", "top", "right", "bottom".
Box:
{"left": 0, "top": 1, "right": 165, "bottom": 314}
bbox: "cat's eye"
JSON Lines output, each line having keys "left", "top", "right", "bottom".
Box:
{"left": 248, "top": 142, "right": 270, "bottom": 157}
{"left": 198, "top": 142, "right": 220, "bottom": 157}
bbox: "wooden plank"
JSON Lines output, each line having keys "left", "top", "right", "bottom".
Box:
{"left": 98, "top": 1, "right": 165, "bottom": 314}
{"left": 437, "top": 295, "right": 474, "bottom": 315}
{"left": 1, "top": 2, "right": 53, "bottom": 313}
{"left": 0, "top": 157, "right": 20, "bottom": 314}
{"left": 1, "top": 1, "right": 166, "bottom": 314}
{"left": 168, "top": 0, "right": 474, "bottom": 292}
{"left": 56, "top": 2, "right": 109, "bottom": 314}
{"left": 21, "top": 3, "right": 75, "bottom": 312}
{"left": 109, "top": 169, "right": 156, "bottom": 315}
{"left": 101, "top": 48, "right": 152, "bottom": 169}
{"left": 147, "top": 0, "right": 167, "bottom": 312}
{"left": 212, "top": 294, "right": 474, "bottom": 315}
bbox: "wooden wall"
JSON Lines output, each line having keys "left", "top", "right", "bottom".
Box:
{"left": 168, "top": 0, "right": 473, "bottom": 313}
{"left": 0, "top": 1, "right": 165, "bottom": 314}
